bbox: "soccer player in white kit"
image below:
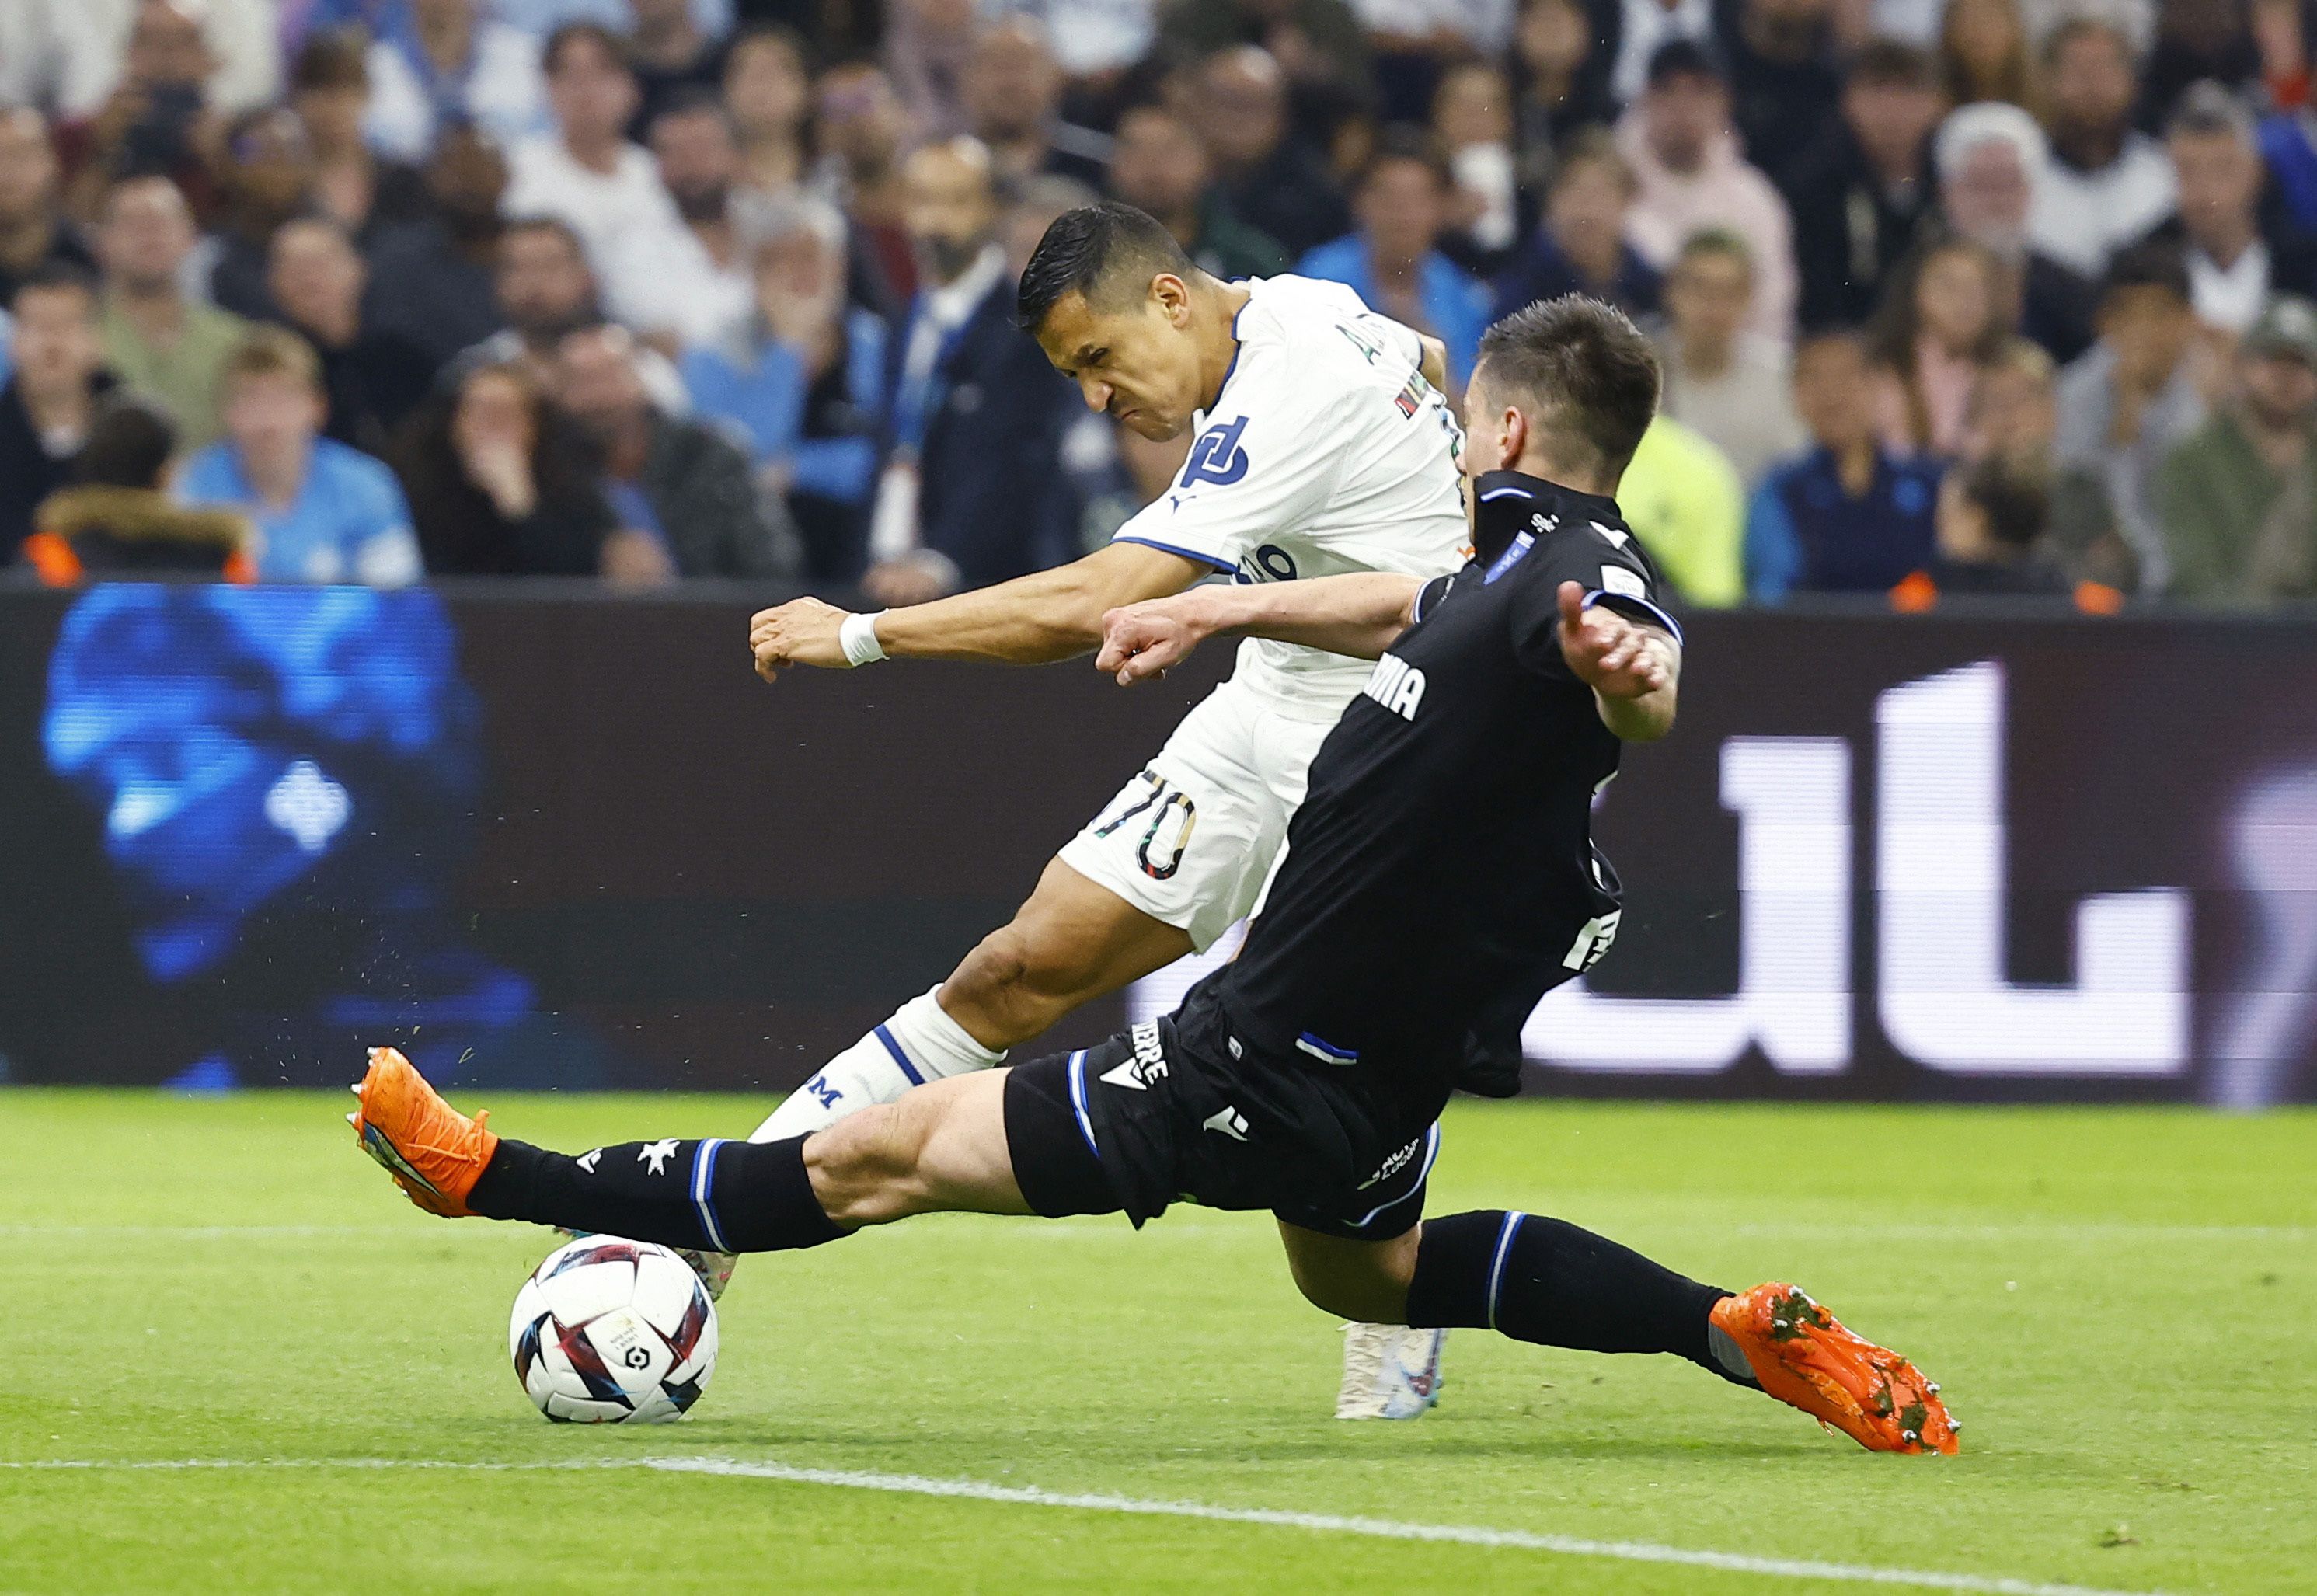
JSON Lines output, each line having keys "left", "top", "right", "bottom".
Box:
{"left": 743, "top": 203, "right": 1469, "bottom": 1417}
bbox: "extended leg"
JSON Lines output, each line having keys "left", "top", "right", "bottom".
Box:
{"left": 1277, "top": 1213, "right": 1959, "bottom": 1455}
{"left": 351, "top": 1046, "right": 1030, "bottom": 1255}
{"left": 750, "top": 859, "right": 1193, "bottom": 1142}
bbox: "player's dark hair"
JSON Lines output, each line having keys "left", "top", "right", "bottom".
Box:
{"left": 1476, "top": 295, "right": 1661, "bottom": 481}
{"left": 1016, "top": 201, "right": 1197, "bottom": 333}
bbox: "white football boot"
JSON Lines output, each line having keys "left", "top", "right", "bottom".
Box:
{"left": 1335, "top": 1323, "right": 1448, "bottom": 1419}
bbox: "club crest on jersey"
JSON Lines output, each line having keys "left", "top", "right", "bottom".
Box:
{"left": 1363, "top": 651, "right": 1427, "bottom": 721}
{"left": 1179, "top": 416, "right": 1250, "bottom": 487}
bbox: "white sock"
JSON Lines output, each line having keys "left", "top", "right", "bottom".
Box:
{"left": 749, "top": 987, "right": 1007, "bottom": 1142}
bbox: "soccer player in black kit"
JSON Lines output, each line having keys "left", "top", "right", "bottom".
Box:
{"left": 351, "top": 297, "right": 1959, "bottom": 1455}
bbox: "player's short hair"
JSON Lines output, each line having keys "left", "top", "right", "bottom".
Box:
{"left": 1476, "top": 295, "right": 1661, "bottom": 480}
{"left": 219, "top": 324, "right": 323, "bottom": 396}
{"left": 1015, "top": 200, "right": 1197, "bottom": 333}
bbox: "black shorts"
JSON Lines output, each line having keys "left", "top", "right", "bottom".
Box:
{"left": 1002, "top": 1012, "right": 1439, "bottom": 1242}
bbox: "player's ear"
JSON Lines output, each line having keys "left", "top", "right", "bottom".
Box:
{"left": 1151, "top": 272, "right": 1191, "bottom": 326}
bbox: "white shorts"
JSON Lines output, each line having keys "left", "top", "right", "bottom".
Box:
{"left": 1056, "top": 680, "right": 1336, "bottom": 951}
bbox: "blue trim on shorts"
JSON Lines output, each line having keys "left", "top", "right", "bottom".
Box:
{"left": 1484, "top": 1210, "right": 1525, "bottom": 1329}
{"left": 691, "top": 1138, "right": 731, "bottom": 1253}
{"left": 1065, "top": 1050, "right": 1101, "bottom": 1161}
{"left": 1294, "top": 1030, "right": 1359, "bottom": 1064}
{"left": 874, "top": 1024, "right": 926, "bottom": 1087}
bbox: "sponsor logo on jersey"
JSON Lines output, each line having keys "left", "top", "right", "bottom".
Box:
{"left": 1100, "top": 1021, "right": 1172, "bottom": 1090}
{"left": 1179, "top": 416, "right": 1250, "bottom": 487}
{"left": 1362, "top": 651, "right": 1427, "bottom": 721}
{"left": 1202, "top": 1105, "right": 1250, "bottom": 1141}
{"left": 1357, "top": 1132, "right": 1427, "bottom": 1190}
{"left": 1599, "top": 563, "right": 1648, "bottom": 600}
{"left": 1561, "top": 911, "right": 1622, "bottom": 971}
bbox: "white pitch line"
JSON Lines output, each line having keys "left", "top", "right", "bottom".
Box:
{"left": 1, "top": 1457, "right": 2168, "bottom": 1596}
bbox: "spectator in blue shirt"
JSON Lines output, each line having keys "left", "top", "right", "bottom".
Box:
{"left": 681, "top": 197, "right": 888, "bottom": 583}
{"left": 177, "top": 326, "right": 424, "bottom": 586}
{"left": 1748, "top": 329, "right": 1941, "bottom": 601}
{"left": 1295, "top": 132, "right": 1493, "bottom": 393}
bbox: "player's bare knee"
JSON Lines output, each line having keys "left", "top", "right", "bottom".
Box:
{"left": 803, "top": 1103, "right": 936, "bottom": 1225}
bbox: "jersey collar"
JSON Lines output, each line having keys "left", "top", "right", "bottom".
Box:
{"left": 1469, "top": 469, "right": 1621, "bottom": 563}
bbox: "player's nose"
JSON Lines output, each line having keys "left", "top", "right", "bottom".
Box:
{"left": 1081, "top": 378, "right": 1113, "bottom": 413}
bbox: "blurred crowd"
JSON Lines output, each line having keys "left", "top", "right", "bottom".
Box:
{"left": 5, "top": 0, "right": 2317, "bottom": 608}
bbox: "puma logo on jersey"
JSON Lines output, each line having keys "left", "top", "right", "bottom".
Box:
{"left": 1363, "top": 651, "right": 1427, "bottom": 720}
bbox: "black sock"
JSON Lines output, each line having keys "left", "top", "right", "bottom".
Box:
{"left": 468, "top": 1134, "right": 846, "bottom": 1253}
{"left": 1406, "top": 1211, "right": 1751, "bottom": 1385}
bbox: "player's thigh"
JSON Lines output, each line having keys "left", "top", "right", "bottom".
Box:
{"left": 1277, "top": 1218, "right": 1422, "bottom": 1324}
{"left": 1052, "top": 686, "right": 1281, "bottom": 953}
{"left": 806, "top": 1069, "right": 1030, "bottom": 1224}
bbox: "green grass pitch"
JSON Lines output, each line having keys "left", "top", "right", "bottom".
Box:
{"left": 4, "top": 1089, "right": 2312, "bottom": 1594}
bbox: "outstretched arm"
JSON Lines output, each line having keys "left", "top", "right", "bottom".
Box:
{"left": 751, "top": 541, "right": 1208, "bottom": 678}
{"left": 1096, "top": 573, "right": 1426, "bottom": 685}
{"left": 1552, "top": 580, "right": 1680, "bottom": 742}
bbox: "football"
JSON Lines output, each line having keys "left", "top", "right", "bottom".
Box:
{"left": 509, "top": 1236, "right": 719, "bottom": 1424}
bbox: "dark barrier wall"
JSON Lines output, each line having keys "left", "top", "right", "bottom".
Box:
{"left": 3, "top": 583, "right": 2312, "bottom": 1105}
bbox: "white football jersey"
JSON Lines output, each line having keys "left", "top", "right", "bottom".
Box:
{"left": 1110, "top": 274, "right": 1470, "bottom": 716}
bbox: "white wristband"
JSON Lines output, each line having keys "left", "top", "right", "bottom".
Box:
{"left": 838, "top": 610, "right": 888, "bottom": 667}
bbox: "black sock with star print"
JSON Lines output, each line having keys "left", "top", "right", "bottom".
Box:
{"left": 468, "top": 1134, "right": 845, "bottom": 1253}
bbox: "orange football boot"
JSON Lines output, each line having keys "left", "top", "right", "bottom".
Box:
{"left": 1710, "top": 1283, "right": 1960, "bottom": 1455}
{"left": 347, "top": 1047, "right": 499, "bottom": 1218}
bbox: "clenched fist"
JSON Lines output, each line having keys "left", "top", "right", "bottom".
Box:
{"left": 750, "top": 597, "right": 852, "bottom": 681}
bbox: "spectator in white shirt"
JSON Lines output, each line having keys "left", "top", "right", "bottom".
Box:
{"left": 363, "top": 0, "right": 547, "bottom": 163}
{"left": 2144, "top": 81, "right": 2317, "bottom": 336}
{"left": 2030, "top": 17, "right": 2177, "bottom": 278}
{"left": 35, "top": 0, "right": 279, "bottom": 121}
{"left": 501, "top": 22, "right": 691, "bottom": 276}
{"left": 1618, "top": 40, "right": 1799, "bottom": 340}
{"left": 603, "top": 89, "right": 752, "bottom": 350}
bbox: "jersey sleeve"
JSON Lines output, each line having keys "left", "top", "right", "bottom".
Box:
{"left": 1109, "top": 352, "right": 1354, "bottom": 574}
{"left": 1509, "top": 525, "right": 1681, "bottom": 678}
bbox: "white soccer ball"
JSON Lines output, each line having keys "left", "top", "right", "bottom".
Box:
{"left": 509, "top": 1236, "right": 719, "bottom": 1424}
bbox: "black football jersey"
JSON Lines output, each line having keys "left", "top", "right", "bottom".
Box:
{"left": 1206, "top": 467, "right": 1680, "bottom": 1124}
